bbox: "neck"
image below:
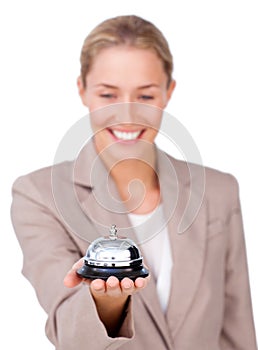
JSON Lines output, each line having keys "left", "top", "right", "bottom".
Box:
{"left": 111, "top": 158, "right": 157, "bottom": 188}
{"left": 112, "top": 158, "right": 160, "bottom": 214}
{"left": 94, "top": 139, "right": 161, "bottom": 214}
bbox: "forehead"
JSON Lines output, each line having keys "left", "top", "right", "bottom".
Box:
{"left": 86, "top": 46, "right": 167, "bottom": 87}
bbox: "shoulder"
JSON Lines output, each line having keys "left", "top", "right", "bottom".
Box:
{"left": 12, "top": 161, "right": 72, "bottom": 202}
{"left": 167, "top": 154, "right": 240, "bottom": 208}
{"left": 13, "top": 165, "right": 52, "bottom": 190}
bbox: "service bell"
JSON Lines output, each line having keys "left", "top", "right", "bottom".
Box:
{"left": 77, "top": 225, "right": 149, "bottom": 281}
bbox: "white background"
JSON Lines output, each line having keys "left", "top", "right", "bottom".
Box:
{"left": 1, "top": 0, "right": 257, "bottom": 348}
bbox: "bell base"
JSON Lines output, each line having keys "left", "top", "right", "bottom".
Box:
{"left": 77, "top": 264, "right": 149, "bottom": 281}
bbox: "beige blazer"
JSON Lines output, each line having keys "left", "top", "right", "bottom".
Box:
{"left": 11, "top": 141, "right": 257, "bottom": 350}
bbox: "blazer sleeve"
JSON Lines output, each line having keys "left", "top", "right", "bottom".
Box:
{"left": 11, "top": 174, "right": 134, "bottom": 350}
{"left": 219, "top": 178, "right": 257, "bottom": 349}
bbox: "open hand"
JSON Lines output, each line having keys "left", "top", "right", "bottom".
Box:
{"left": 63, "top": 258, "right": 149, "bottom": 299}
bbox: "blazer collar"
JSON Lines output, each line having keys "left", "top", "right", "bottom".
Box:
{"left": 73, "top": 138, "right": 98, "bottom": 188}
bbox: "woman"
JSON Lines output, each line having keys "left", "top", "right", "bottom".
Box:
{"left": 11, "top": 15, "right": 257, "bottom": 349}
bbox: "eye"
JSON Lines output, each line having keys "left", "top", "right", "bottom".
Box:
{"left": 100, "top": 93, "right": 116, "bottom": 99}
{"left": 139, "top": 95, "right": 154, "bottom": 100}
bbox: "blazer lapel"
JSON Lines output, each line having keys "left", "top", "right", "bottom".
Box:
{"left": 132, "top": 149, "right": 206, "bottom": 347}
{"left": 74, "top": 139, "right": 138, "bottom": 239}
{"left": 160, "top": 155, "right": 207, "bottom": 339}
{"left": 137, "top": 275, "right": 175, "bottom": 349}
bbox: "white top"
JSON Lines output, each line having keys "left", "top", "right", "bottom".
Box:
{"left": 128, "top": 205, "right": 173, "bottom": 313}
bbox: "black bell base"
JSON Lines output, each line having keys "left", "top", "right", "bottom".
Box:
{"left": 77, "top": 264, "right": 149, "bottom": 281}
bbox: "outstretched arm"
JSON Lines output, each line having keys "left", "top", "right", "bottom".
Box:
{"left": 11, "top": 173, "right": 149, "bottom": 350}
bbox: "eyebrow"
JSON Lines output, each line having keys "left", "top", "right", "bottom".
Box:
{"left": 94, "top": 83, "right": 118, "bottom": 89}
{"left": 138, "top": 84, "right": 160, "bottom": 89}
{"left": 94, "top": 83, "right": 160, "bottom": 89}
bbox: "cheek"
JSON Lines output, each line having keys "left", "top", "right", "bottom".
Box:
{"left": 145, "top": 126, "right": 160, "bottom": 143}
{"left": 141, "top": 105, "right": 163, "bottom": 132}
{"left": 89, "top": 105, "right": 117, "bottom": 132}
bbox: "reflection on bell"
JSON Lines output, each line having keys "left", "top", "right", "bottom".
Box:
{"left": 77, "top": 225, "right": 149, "bottom": 281}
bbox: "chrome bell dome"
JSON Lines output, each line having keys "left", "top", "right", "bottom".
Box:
{"left": 77, "top": 225, "right": 149, "bottom": 281}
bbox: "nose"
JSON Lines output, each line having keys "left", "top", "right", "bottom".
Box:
{"left": 113, "top": 102, "right": 138, "bottom": 124}
{"left": 119, "top": 93, "right": 134, "bottom": 104}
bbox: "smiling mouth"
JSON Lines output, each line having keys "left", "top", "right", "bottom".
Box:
{"left": 108, "top": 129, "right": 145, "bottom": 141}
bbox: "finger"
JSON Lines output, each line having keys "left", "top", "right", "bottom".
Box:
{"left": 63, "top": 269, "right": 82, "bottom": 288}
{"left": 134, "top": 277, "right": 148, "bottom": 289}
{"left": 63, "top": 258, "right": 85, "bottom": 288}
{"left": 106, "top": 276, "right": 122, "bottom": 297}
{"left": 121, "top": 277, "right": 134, "bottom": 295}
{"left": 90, "top": 279, "right": 106, "bottom": 297}
{"left": 72, "top": 257, "right": 84, "bottom": 270}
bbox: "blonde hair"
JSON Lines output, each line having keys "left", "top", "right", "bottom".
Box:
{"left": 80, "top": 15, "right": 173, "bottom": 87}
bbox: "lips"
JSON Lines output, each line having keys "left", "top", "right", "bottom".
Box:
{"left": 109, "top": 129, "right": 145, "bottom": 141}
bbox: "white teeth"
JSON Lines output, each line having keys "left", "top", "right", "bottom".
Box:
{"left": 112, "top": 130, "right": 141, "bottom": 141}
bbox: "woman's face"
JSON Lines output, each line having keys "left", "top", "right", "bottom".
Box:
{"left": 78, "top": 46, "right": 175, "bottom": 152}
